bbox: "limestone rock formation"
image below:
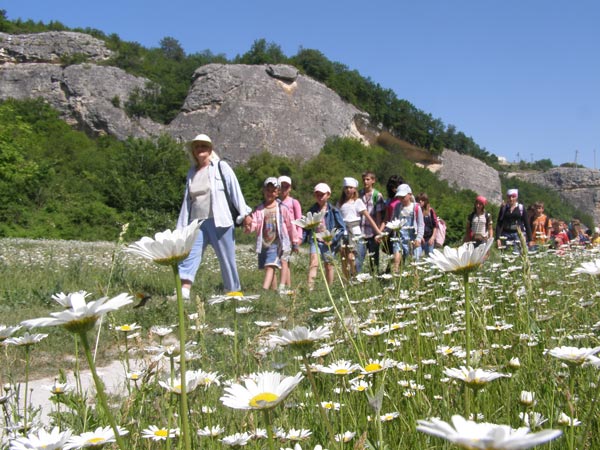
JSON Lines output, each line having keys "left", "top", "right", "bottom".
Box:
{"left": 0, "top": 31, "right": 112, "bottom": 63}
{"left": 168, "top": 63, "right": 369, "bottom": 163}
{"left": 0, "top": 61, "right": 163, "bottom": 138}
{"left": 0, "top": 32, "right": 369, "bottom": 164}
{"left": 433, "top": 149, "right": 503, "bottom": 205}
{"left": 509, "top": 168, "right": 600, "bottom": 224}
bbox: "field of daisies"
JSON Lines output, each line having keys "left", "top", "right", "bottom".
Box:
{"left": 1, "top": 221, "right": 600, "bottom": 450}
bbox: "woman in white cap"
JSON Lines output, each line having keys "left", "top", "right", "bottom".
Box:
{"left": 277, "top": 175, "right": 302, "bottom": 293}
{"left": 176, "top": 134, "right": 251, "bottom": 298}
{"left": 305, "top": 182, "right": 346, "bottom": 289}
{"left": 495, "top": 188, "right": 532, "bottom": 251}
{"left": 337, "top": 176, "right": 381, "bottom": 278}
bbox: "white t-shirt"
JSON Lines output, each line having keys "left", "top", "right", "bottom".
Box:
{"left": 340, "top": 199, "right": 366, "bottom": 236}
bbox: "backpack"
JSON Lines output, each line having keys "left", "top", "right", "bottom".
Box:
{"left": 434, "top": 218, "right": 446, "bottom": 247}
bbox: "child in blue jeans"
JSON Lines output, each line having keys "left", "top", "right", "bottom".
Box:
{"left": 243, "top": 178, "right": 300, "bottom": 291}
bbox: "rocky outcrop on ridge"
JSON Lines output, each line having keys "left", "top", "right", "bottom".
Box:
{"left": 508, "top": 168, "right": 600, "bottom": 224}
{"left": 432, "top": 149, "right": 503, "bottom": 205}
{"left": 169, "top": 63, "right": 369, "bottom": 163}
{"left": 0, "top": 31, "right": 112, "bottom": 64}
{"left": 0, "top": 32, "right": 368, "bottom": 163}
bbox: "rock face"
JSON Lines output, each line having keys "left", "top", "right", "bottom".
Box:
{"left": 169, "top": 63, "right": 368, "bottom": 163}
{"left": 509, "top": 168, "right": 600, "bottom": 224}
{"left": 0, "top": 31, "right": 112, "bottom": 63}
{"left": 0, "top": 32, "right": 368, "bottom": 163}
{"left": 0, "top": 61, "right": 163, "bottom": 138}
{"left": 434, "top": 149, "right": 503, "bottom": 205}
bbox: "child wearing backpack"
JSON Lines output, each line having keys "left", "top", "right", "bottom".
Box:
{"left": 417, "top": 192, "right": 438, "bottom": 256}
{"left": 465, "top": 195, "right": 494, "bottom": 247}
{"left": 337, "top": 176, "right": 381, "bottom": 279}
{"left": 379, "top": 183, "right": 424, "bottom": 272}
{"left": 244, "top": 177, "right": 300, "bottom": 291}
{"left": 358, "top": 171, "right": 386, "bottom": 274}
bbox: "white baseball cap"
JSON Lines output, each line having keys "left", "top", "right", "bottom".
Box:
{"left": 278, "top": 175, "right": 292, "bottom": 186}
{"left": 264, "top": 177, "right": 279, "bottom": 187}
{"left": 395, "top": 184, "right": 412, "bottom": 197}
{"left": 314, "top": 182, "right": 331, "bottom": 194}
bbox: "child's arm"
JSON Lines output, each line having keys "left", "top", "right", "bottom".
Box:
{"left": 243, "top": 209, "right": 260, "bottom": 233}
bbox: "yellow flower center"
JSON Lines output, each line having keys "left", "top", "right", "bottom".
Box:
{"left": 86, "top": 437, "right": 106, "bottom": 444}
{"left": 365, "top": 363, "right": 382, "bottom": 372}
{"left": 155, "top": 429, "right": 169, "bottom": 437}
{"left": 334, "top": 368, "right": 349, "bottom": 374}
{"left": 119, "top": 325, "right": 132, "bottom": 331}
{"left": 226, "top": 291, "right": 244, "bottom": 297}
{"left": 249, "top": 392, "right": 279, "bottom": 408}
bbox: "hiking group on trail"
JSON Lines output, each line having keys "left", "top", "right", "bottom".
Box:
{"left": 176, "top": 134, "right": 597, "bottom": 296}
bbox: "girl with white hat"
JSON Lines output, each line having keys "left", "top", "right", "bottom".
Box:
{"left": 337, "top": 177, "right": 381, "bottom": 279}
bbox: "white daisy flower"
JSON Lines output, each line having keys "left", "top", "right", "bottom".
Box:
{"left": 124, "top": 219, "right": 200, "bottom": 266}
{"left": 220, "top": 371, "right": 303, "bottom": 410}
{"left": 417, "top": 415, "right": 561, "bottom": 449}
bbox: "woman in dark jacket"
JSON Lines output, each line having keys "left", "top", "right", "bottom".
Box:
{"left": 496, "top": 189, "right": 532, "bottom": 251}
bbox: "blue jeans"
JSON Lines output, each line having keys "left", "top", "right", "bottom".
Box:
{"left": 178, "top": 218, "right": 241, "bottom": 292}
{"left": 356, "top": 236, "right": 379, "bottom": 273}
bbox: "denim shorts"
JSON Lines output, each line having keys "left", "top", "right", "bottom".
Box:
{"left": 310, "top": 241, "right": 336, "bottom": 264}
{"left": 258, "top": 243, "right": 281, "bottom": 269}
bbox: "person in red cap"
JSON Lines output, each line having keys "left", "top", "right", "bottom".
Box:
{"left": 465, "top": 195, "right": 494, "bottom": 247}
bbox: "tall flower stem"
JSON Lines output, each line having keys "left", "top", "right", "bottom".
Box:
{"left": 262, "top": 409, "right": 276, "bottom": 450}
{"left": 23, "top": 346, "right": 31, "bottom": 432}
{"left": 312, "top": 233, "right": 364, "bottom": 366}
{"left": 463, "top": 271, "right": 472, "bottom": 419}
{"left": 78, "top": 331, "right": 126, "bottom": 450}
{"left": 172, "top": 265, "right": 192, "bottom": 450}
{"left": 567, "top": 366, "right": 576, "bottom": 450}
{"left": 233, "top": 299, "right": 239, "bottom": 374}
{"left": 301, "top": 354, "right": 335, "bottom": 442}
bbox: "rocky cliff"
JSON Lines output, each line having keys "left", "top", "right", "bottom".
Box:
{"left": 429, "top": 149, "right": 503, "bottom": 205}
{"left": 508, "top": 168, "right": 600, "bottom": 224}
{"left": 0, "top": 31, "right": 367, "bottom": 164}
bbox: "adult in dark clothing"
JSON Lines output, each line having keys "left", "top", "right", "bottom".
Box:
{"left": 496, "top": 188, "right": 532, "bottom": 251}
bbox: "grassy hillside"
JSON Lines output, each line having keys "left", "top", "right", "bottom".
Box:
{"left": 0, "top": 97, "right": 590, "bottom": 244}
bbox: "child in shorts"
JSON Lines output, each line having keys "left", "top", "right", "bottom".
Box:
{"left": 244, "top": 177, "right": 300, "bottom": 291}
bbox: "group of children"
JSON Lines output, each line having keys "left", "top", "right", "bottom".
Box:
{"left": 464, "top": 188, "right": 598, "bottom": 253}
{"left": 243, "top": 173, "right": 441, "bottom": 293}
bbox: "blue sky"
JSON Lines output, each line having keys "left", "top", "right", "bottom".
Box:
{"left": 5, "top": 1, "right": 600, "bottom": 168}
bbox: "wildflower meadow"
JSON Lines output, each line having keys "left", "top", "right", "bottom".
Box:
{"left": 1, "top": 223, "right": 600, "bottom": 449}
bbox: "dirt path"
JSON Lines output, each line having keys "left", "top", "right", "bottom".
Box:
{"left": 27, "top": 360, "right": 130, "bottom": 425}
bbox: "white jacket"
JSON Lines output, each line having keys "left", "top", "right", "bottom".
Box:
{"left": 176, "top": 160, "right": 251, "bottom": 229}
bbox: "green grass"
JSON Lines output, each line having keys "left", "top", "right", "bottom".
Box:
{"left": 1, "top": 236, "right": 600, "bottom": 449}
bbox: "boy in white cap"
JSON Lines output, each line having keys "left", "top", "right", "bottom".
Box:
{"left": 305, "top": 182, "right": 346, "bottom": 289}
{"left": 277, "top": 175, "right": 302, "bottom": 293}
{"left": 243, "top": 178, "right": 300, "bottom": 291}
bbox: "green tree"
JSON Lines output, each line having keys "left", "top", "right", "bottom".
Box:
{"left": 235, "top": 39, "right": 287, "bottom": 65}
